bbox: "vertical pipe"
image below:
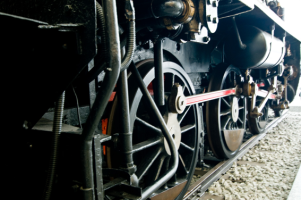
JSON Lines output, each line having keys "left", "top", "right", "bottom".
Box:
{"left": 154, "top": 39, "right": 165, "bottom": 106}
{"left": 231, "top": 17, "right": 246, "bottom": 50}
{"left": 117, "top": 70, "right": 136, "bottom": 174}
{"left": 80, "top": 0, "right": 121, "bottom": 199}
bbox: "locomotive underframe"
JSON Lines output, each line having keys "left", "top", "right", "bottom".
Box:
{"left": 1, "top": 0, "right": 300, "bottom": 200}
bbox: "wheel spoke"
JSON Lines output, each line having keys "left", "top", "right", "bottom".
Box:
{"left": 238, "top": 106, "right": 244, "bottom": 110}
{"left": 222, "top": 97, "right": 231, "bottom": 107}
{"left": 180, "top": 142, "right": 194, "bottom": 152}
{"left": 178, "top": 105, "right": 191, "bottom": 124}
{"left": 132, "top": 137, "right": 163, "bottom": 153}
{"left": 237, "top": 117, "right": 243, "bottom": 124}
{"left": 220, "top": 109, "right": 231, "bottom": 116}
{"left": 181, "top": 124, "right": 196, "bottom": 134}
{"left": 145, "top": 154, "right": 167, "bottom": 186}
{"left": 178, "top": 154, "right": 188, "bottom": 174}
{"left": 136, "top": 147, "right": 162, "bottom": 181}
{"left": 135, "top": 117, "right": 162, "bottom": 134}
{"left": 153, "top": 154, "right": 166, "bottom": 181}
{"left": 221, "top": 116, "right": 231, "bottom": 130}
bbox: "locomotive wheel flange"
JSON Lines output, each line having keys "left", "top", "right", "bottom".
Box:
{"left": 107, "top": 60, "right": 199, "bottom": 199}
{"left": 206, "top": 64, "right": 246, "bottom": 159}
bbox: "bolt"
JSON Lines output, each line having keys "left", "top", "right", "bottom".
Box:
{"left": 207, "top": 15, "right": 212, "bottom": 22}
{"left": 207, "top": 0, "right": 212, "bottom": 4}
{"left": 203, "top": 37, "right": 209, "bottom": 42}
{"left": 213, "top": 17, "right": 218, "bottom": 24}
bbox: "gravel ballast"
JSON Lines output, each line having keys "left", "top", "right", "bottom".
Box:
{"left": 193, "top": 112, "right": 301, "bottom": 200}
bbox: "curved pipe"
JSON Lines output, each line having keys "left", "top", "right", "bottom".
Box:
{"left": 43, "top": 91, "right": 65, "bottom": 200}
{"left": 120, "top": 20, "right": 136, "bottom": 72}
{"left": 80, "top": 0, "right": 121, "bottom": 199}
{"left": 96, "top": 2, "right": 107, "bottom": 58}
{"left": 129, "top": 62, "right": 178, "bottom": 199}
{"left": 231, "top": 17, "right": 246, "bottom": 50}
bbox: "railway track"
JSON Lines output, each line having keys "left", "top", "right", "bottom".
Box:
{"left": 183, "top": 110, "right": 289, "bottom": 200}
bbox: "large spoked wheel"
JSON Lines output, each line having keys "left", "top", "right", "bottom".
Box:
{"left": 206, "top": 64, "right": 246, "bottom": 159}
{"left": 248, "top": 99, "right": 269, "bottom": 134}
{"left": 107, "top": 61, "right": 199, "bottom": 199}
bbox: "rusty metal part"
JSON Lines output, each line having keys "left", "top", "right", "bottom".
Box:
{"left": 163, "top": 0, "right": 195, "bottom": 30}
{"left": 150, "top": 181, "right": 187, "bottom": 200}
{"left": 174, "top": 0, "right": 195, "bottom": 24}
{"left": 288, "top": 64, "right": 298, "bottom": 81}
{"left": 198, "top": 0, "right": 219, "bottom": 33}
{"left": 250, "top": 81, "right": 274, "bottom": 118}
{"left": 272, "top": 66, "right": 292, "bottom": 111}
{"left": 188, "top": 16, "right": 201, "bottom": 33}
{"left": 163, "top": 17, "right": 181, "bottom": 30}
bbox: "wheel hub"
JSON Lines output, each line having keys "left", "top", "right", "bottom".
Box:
{"left": 231, "top": 97, "right": 239, "bottom": 123}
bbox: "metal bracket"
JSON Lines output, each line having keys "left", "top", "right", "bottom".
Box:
{"left": 271, "top": 66, "right": 293, "bottom": 111}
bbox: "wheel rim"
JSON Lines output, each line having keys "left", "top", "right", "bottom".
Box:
{"left": 107, "top": 61, "right": 199, "bottom": 198}
{"left": 258, "top": 102, "right": 268, "bottom": 128}
{"left": 206, "top": 64, "right": 246, "bottom": 159}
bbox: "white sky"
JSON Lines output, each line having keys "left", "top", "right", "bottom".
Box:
{"left": 279, "top": 0, "right": 301, "bottom": 35}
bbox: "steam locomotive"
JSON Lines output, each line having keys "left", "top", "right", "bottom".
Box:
{"left": 1, "top": 0, "right": 300, "bottom": 199}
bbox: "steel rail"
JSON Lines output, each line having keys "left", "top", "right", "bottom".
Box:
{"left": 183, "top": 109, "right": 289, "bottom": 200}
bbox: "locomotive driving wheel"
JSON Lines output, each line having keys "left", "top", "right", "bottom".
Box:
{"left": 107, "top": 60, "right": 199, "bottom": 199}
{"left": 206, "top": 64, "right": 246, "bottom": 159}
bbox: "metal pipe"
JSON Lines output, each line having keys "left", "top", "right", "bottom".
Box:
{"left": 129, "top": 62, "right": 178, "bottom": 199}
{"left": 117, "top": 70, "right": 136, "bottom": 175}
{"left": 43, "top": 91, "right": 65, "bottom": 200}
{"left": 120, "top": 0, "right": 136, "bottom": 72}
{"left": 154, "top": 39, "right": 165, "bottom": 106}
{"left": 80, "top": 0, "right": 121, "bottom": 198}
{"left": 231, "top": 17, "right": 246, "bottom": 50}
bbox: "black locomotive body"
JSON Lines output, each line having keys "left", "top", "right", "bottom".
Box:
{"left": 1, "top": 0, "right": 300, "bottom": 199}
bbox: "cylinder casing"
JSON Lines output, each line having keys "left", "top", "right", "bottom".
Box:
{"left": 224, "top": 26, "right": 285, "bottom": 69}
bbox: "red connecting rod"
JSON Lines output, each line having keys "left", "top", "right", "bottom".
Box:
{"left": 184, "top": 88, "right": 276, "bottom": 106}
{"left": 185, "top": 88, "right": 237, "bottom": 105}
